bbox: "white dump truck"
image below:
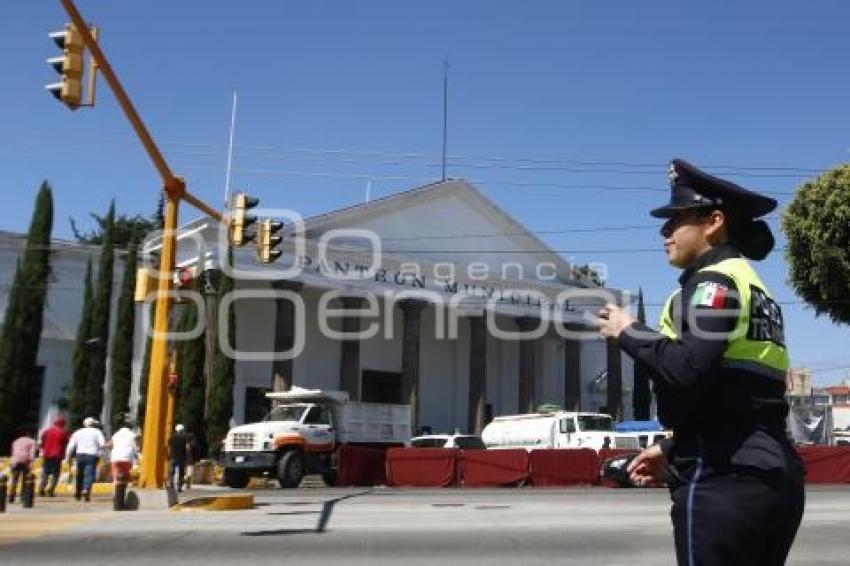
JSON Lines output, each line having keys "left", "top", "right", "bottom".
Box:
{"left": 481, "top": 411, "right": 626, "bottom": 451}
{"left": 222, "top": 387, "right": 410, "bottom": 488}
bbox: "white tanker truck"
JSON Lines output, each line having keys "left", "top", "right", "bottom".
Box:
{"left": 481, "top": 411, "right": 635, "bottom": 451}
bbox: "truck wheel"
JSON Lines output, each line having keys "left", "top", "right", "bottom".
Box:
{"left": 277, "top": 451, "right": 304, "bottom": 489}
{"left": 223, "top": 468, "right": 250, "bottom": 489}
{"left": 321, "top": 470, "right": 337, "bottom": 487}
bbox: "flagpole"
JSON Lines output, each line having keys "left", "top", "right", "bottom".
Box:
{"left": 224, "top": 91, "right": 238, "bottom": 206}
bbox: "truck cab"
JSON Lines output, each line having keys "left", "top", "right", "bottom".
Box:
{"left": 222, "top": 387, "right": 410, "bottom": 489}
{"left": 223, "top": 401, "right": 337, "bottom": 488}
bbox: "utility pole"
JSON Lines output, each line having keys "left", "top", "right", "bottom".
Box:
{"left": 54, "top": 0, "right": 224, "bottom": 488}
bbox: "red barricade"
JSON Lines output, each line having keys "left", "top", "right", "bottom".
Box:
{"left": 459, "top": 449, "right": 529, "bottom": 487}
{"left": 337, "top": 445, "right": 388, "bottom": 487}
{"left": 528, "top": 449, "right": 600, "bottom": 486}
{"left": 386, "top": 448, "right": 458, "bottom": 487}
{"left": 796, "top": 445, "right": 850, "bottom": 484}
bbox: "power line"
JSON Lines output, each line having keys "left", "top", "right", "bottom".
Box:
{"left": 2, "top": 130, "right": 831, "bottom": 175}
{"left": 221, "top": 166, "right": 798, "bottom": 196}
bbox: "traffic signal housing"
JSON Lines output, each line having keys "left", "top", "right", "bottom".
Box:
{"left": 230, "top": 192, "right": 259, "bottom": 246}
{"left": 46, "top": 24, "right": 85, "bottom": 108}
{"left": 256, "top": 219, "right": 284, "bottom": 263}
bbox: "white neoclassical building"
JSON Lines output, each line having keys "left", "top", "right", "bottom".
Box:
{"left": 138, "top": 179, "right": 635, "bottom": 434}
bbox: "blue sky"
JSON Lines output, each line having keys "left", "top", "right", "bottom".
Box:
{"left": 3, "top": 1, "right": 849, "bottom": 384}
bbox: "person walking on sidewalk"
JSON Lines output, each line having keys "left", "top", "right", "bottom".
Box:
{"left": 8, "top": 429, "right": 37, "bottom": 503}
{"left": 109, "top": 417, "right": 138, "bottom": 487}
{"left": 38, "top": 416, "right": 69, "bottom": 497}
{"left": 168, "top": 424, "right": 190, "bottom": 492}
{"left": 66, "top": 417, "right": 106, "bottom": 501}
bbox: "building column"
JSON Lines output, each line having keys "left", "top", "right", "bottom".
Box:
{"left": 338, "top": 297, "right": 362, "bottom": 400}
{"left": 271, "top": 280, "right": 303, "bottom": 392}
{"left": 400, "top": 299, "right": 426, "bottom": 433}
{"left": 606, "top": 337, "right": 623, "bottom": 421}
{"left": 467, "top": 316, "right": 487, "bottom": 435}
{"left": 564, "top": 337, "right": 582, "bottom": 412}
{"left": 516, "top": 317, "right": 538, "bottom": 414}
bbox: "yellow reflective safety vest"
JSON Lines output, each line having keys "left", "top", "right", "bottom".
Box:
{"left": 658, "top": 257, "right": 789, "bottom": 383}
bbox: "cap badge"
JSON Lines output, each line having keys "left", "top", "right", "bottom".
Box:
{"left": 667, "top": 163, "right": 679, "bottom": 183}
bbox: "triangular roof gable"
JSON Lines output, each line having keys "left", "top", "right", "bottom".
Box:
{"left": 300, "top": 179, "right": 575, "bottom": 283}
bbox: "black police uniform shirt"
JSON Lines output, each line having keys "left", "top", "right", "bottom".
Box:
{"left": 617, "top": 243, "right": 797, "bottom": 472}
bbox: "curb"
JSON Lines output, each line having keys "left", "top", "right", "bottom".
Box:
{"left": 171, "top": 493, "right": 255, "bottom": 512}
{"left": 50, "top": 483, "right": 114, "bottom": 497}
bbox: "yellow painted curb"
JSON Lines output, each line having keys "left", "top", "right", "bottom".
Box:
{"left": 171, "top": 494, "right": 255, "bottom": 512}
{"left": 50, "top": 482, "right": 114, "bottom": 497}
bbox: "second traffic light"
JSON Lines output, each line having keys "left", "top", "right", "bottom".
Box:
{"left": 256, "top": 219, "right": 284, "bottom": 263}
{"left": 46, "top": 24, "right": 84, "bottom": 108}
{"left": 230, "top": 192, "right": 259, "bottom": 246}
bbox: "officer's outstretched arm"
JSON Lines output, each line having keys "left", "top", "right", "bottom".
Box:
{"left": 618, "top": 272, "right": 741, "bottom": 393}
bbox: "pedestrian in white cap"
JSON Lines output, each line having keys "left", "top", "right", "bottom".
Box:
{"left": 66, "top": 417, "right": 106, "bottom": 501}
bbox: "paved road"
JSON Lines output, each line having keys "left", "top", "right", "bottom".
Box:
{"left": 1, "top": 486, "right": 847, "bottom": 565}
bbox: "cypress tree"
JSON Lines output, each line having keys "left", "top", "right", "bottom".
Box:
{"left": 68, "top": 259, "right": 94, "bottom": 428}
{"left": 175, "top": 286, "right": 206, "bottom": 449}
{"left": 207, "top": 250, "right": 235, "bottom": 457}
{"left": 136, "top": 301, "right": 154, "bottom": 428}
{"left": 0, "top": 260, "right": 24, "bottom": 448}
{"left": 632, "top": 288, "right": 652, "bottom": 421}
{"left": 0, "top": 182, "right": 53, "bottom": 449}
{"left": 84, "top": 202, "right": 115, "bottom": 420}
{"left": 109, "top": 241, "right": 138, "bottom": 432}
{"left": 136, "top": 196, "right": 165, "bottom": 428}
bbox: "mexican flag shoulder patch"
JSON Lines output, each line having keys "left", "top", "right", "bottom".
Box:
{"left": 691, "top": 281, "right": 729, "bottom": 308}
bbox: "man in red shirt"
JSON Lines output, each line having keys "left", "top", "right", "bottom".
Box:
{"left": 38, "top": 416, "right": 69, "bottom": 497}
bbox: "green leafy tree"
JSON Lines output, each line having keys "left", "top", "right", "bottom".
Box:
{"left": 68, "top": 259, "right": 94, "bottom": 428}
{"left": 782, "top": 165, "right": 850, "bottom": 325}
{"left": 573, "top": 264, "right": 606, "bottom": 287}
{"left": 0, "top": 182, "right": 53, "bottom": 449}
{"left": 109, "top": 241, "right": 138, "bottom": 432}
{"left": 70, "top": 211, "right": 158, "bottom": 250}
{"left": 207, "top": 253, "right": 235, "bottom": 458}
{"left": 84, "top": 202, "right": 115, "bottom": 420}
{"left": 632, "top": 288, "right": 652, "bottom": 420}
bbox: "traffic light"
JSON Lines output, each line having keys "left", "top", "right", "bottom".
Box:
{"left": 46, "top": 24, "right": 85, "bottom": 108}
{"left": 256, "top": 219, "right": 284, "bottom": 263}
{"left": 230, "top": 192, "right": 259, "bottom": 246}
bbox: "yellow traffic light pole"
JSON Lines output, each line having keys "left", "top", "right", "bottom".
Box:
{"left": 58, "top": 0, "right": 224, "bottom": 488}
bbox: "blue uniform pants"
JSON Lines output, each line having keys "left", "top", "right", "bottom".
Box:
{"left": 670, "top": 464, "right": 804, "bottom": 565}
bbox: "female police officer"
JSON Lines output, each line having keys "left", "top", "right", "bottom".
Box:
{"left": 597, "top": 159, "right": 805, "bottom": 565}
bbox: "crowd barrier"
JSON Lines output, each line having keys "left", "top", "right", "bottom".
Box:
{"left": 385, "top": 448, "right": 458, "bottom": 487}
{"left": 336, "top": 445, "right": 388, "bottom": 487}
{"left": 459, "top": 449, "right": 529, "bottom": 487}
{"left": 528, "top": 448, "right": 601, "bottom": 486}
{"left": 796, "top": 445, "right": 850, "bottom": 484}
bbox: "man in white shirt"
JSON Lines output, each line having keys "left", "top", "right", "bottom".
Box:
{"left": 66, "top": 417, "right": 106, "bottom": 501}
{"left": 110, "top": 418, "right": 138, "bottom": 486}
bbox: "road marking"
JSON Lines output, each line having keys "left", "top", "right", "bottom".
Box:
{"left": 0, "top": 512, "right": 110, "bottom": 546}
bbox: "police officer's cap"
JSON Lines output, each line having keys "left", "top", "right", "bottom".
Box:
{"left": 650, "top": 159, "right": 777, "bottom": 219}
